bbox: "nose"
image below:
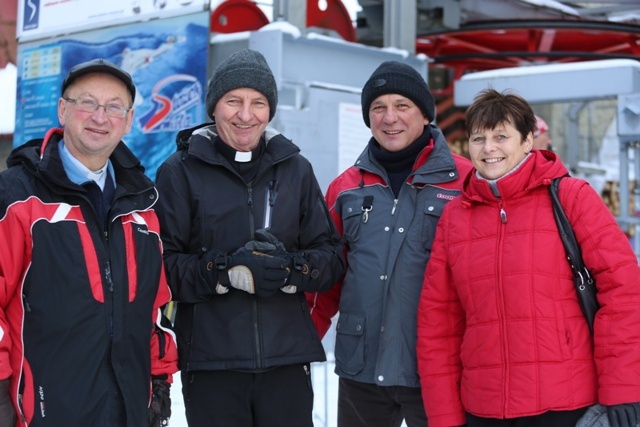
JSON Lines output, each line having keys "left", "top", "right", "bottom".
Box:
{"left": 382, "top": 108, "right": 398, "bottom": 124}
{"left": 237, "top": 104, "right": 252, "bottom": 121}
{"left": 90, "top": 106, "right": 109, "bottom": 123}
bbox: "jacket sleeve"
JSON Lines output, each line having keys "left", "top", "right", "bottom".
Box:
{"left": 560, "top": 178, "right": 640, "bottom": 405}
{"left": 417, "top": 209, "right": 467, "bottom": 427}
{"left": 147, "top": 213, "right": 178, "bottom": 380}
{"left": 0, "top": 196, "right": 21, "bottom": 383}
{"left": 305, "top": 177, "right": 347, "bottom": 338}
{"left": 294, "top": 162, "right": 345, "bottom": 295}
{"left": 155, "top": 159, "right": 217, "bottom": 303}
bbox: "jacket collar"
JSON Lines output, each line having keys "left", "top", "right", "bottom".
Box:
{"left": 179, "top": 123, "right": 300, "bottom": 167}
{"left": 463, "top": 150, "right": 570, "bottom": 203}
{"left": 8, "top": 127, "right": 154, "bottom": 197}
{"left": 355, "top": 124, "right": 460, "bottom": 185}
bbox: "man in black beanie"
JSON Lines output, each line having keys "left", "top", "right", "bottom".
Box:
{"left": 307, "top": 60, "right": 473, "bottom": 427}
{"left": 155, "top": 48, "right": 345, "bottom": 427}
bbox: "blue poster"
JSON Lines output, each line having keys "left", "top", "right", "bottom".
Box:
{"left": 15, "top": 12, "right": 209, "bottom": 180}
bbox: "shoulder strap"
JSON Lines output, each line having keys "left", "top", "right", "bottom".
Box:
{"left": 549, "top": 177, "right": 599, "bottom": 334}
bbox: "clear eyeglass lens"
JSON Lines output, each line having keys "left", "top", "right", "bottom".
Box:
{"left": 71, "top": 98, "right": 128, "bottom": 118}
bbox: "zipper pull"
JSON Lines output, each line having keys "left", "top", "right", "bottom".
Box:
{"left": 391, "top": 199, "right": 398, "bottom": 215}
{"left": 500, "top": 208, "right": 507, "bottom": 223}
{"left": 23, "top": 294, "right": 31, "bottom": 312}
{"left": 105, "top": 262, "right": 114, "bottom": 292}
{"left": 268, "top": 180, "right": 278, "bottom": 206}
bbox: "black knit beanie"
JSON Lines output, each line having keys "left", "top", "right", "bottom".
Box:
{"left": 205, "top": 49, "right": 278, "bottom": 121}
{"left": 361, "top": 61, "right": 435, "bottom": 128}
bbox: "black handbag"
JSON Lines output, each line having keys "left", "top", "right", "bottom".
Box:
{"left": 549, "top": 177, "right": 600, "bottom": 334}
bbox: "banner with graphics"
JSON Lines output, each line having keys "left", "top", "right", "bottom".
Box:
{"left": 14, "top": 12, "right": 208, "bottom": 180}
{"left": 17, "top": 0, "right": 208, "bottom": 42}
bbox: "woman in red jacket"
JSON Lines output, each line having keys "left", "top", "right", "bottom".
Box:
{"left": 417, "top": 89, "right": 640, "bottom": 427}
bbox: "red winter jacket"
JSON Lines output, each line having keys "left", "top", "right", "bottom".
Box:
{"left": 0, "top": 129, "right": 178, "bottom": 426}
{"left": 417, "top": 151, "right": 640, "bottom": 427}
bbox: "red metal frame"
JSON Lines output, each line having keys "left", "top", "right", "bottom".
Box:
{"left": 416, "top": 20, "right": 640, "bottom": 96}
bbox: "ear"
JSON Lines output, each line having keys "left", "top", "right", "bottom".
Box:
{"left": 123, "top": 108, "right": 135, "bottom": 134}
{"left": 524, "top": 132, "right": 534, "bottom": 153}
{"left": 58, "top": 98, "right": 67, "bottom": 126}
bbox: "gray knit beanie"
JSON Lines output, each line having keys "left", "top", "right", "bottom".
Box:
{"left": 205, "top": 49, "right": 278, "bottom": 121}
{"left": 361, "top": 61, "right": 435, "bottom": 128}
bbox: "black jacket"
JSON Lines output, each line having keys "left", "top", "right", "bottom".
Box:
{"left": 155, "top": 124, "right": 344, "bottom": 371}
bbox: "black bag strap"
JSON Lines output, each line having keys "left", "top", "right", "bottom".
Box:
{"left": 549, "top": 177, "right": 599, "bottom": 334}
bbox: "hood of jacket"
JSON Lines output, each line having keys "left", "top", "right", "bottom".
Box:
{"left": 175, "top": 123, "right": 300, "bottom": 168}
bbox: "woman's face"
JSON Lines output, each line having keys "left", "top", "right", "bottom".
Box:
{"left": 468, "top": 120, "right": 533, "bottom": 180}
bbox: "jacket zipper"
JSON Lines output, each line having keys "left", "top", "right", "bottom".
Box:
{"left": 264, "top": 180, "right": 277, "bottom": 229}
{"left": 245, "top": 184, "right": 262, "bottom": 367}
{"left": 497, "top": 201, "right": 509, "bottom": 414}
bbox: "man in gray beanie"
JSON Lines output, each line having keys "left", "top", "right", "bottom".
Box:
{"left": 307, "top": 60, "right": 472, "bottom": 427}
{"left": 205, "top": 48, "right": 278, "bottom": 122}
{"left": 155, "top": 48, "right": 345, "bottom": 427}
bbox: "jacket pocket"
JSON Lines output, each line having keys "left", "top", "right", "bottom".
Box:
{"left": 421, "top": 198, "right": 447, "bottom": 251}
{"left": 341, "top": 200, "right": 364, "bottom": 244}
{"left": 335, "top": 312, "right": 366, "bottom": 375}
{"left": 554, "top": 300, "right": 573, "bottom": 361}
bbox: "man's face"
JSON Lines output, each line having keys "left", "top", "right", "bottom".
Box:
{"left": 369, "top": 94, "right": 428, "bottom": 152}
{"left": 58, "top": 73, "right": 133, "bottom": 170}
{"left": 213, "top": 88, "right": 270, "bottom": 152}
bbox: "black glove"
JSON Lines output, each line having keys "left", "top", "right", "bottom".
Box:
{"left": 149, "top": 377, "right": 171, "bottom": 427}
{"left": 253, "top": 229, "right": 314, "bottom": 294}
{"left": 607, "top": 402, "right": 640, "bottom": 427}
{"left": 0, "top": 379, "right": 16, "bottom": 427}
{"left": 201, "top": 249, "right": 230, "bottom": 295}
{"left": 219, "top": 245, "right": 290, "bottom": 297}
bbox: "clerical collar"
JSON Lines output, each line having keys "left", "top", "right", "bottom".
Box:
{"left": 215, "top": 135, "right": 265, "bottom": 164}
{"left": 235, "top": 151, "right": 253, "bottom": 162}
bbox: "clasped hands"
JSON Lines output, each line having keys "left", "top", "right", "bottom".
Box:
{"left": 211, "top": 229, "right": 308, "bottom": 297}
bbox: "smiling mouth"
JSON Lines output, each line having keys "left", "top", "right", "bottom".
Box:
{"left": 235, "top": 124, "right": 253, "bottom": 129}
{"left": 484, "top": 157, "right": 505, "bottom": 164}
{"left": 87, "top": 128, "right": 108, "bottom": 135}
{"left": 384, "top": 130, "right": 402, "bottom": 135}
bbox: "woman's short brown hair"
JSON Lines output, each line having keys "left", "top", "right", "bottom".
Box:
{"left": 465, "top": 89, "right": 536, "bottom": 143}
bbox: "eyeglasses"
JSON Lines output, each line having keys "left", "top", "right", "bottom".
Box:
{"left": 63, "top": 97, "right": 131, "bottom": 118}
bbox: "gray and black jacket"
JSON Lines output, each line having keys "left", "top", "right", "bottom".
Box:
{"left": 308, "top": 125, "right": 473, "bottom": 387}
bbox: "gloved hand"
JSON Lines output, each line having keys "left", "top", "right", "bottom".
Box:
{"left": 0, "top": 379, "right": 16, "bottom": 427}
{"left": 607, "top": 402, "right": 640, "bottom": 427}
{"left": 221, "top": 244, "right": 290, "bottom": 297}
{"left": 201, "top": 249, "right": 230, "bottom": 295}
{"left": 149, "top": 377, "right": 171, "bottom": 427}
{"left": 253, "top": 229, "right": 314, "bottom": 294}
